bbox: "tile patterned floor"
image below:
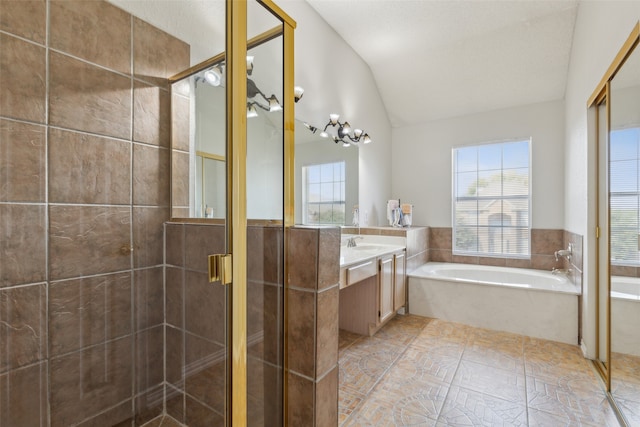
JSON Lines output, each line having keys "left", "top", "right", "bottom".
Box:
{"left": 612, "top": 352, "right": 640, "bottom": 425}
{"left": 339, "top": 315, "right": 623, "bottom": 426}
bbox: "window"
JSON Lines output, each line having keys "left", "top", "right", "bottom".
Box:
{"left": 453, "top": 139, "right": 531, "bottom": 257}
{"left": 610, "top": 127, "right": 640, "bottom": 265}
{"left": 302, "top": 161, "right": 345, "bottom": 225}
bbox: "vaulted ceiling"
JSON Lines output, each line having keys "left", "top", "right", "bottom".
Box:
{"left": 306, "top": 0, "right": 579, "bottom": 127}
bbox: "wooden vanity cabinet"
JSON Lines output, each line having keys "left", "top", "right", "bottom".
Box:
{"left": 378, "top": 254, "right": 395, "bottom": 324}
{"left": 378, "top": 250, "right": 407, "bottom": 325}
{"left": 393, "top": 251, "right": 406, "bottom": 312}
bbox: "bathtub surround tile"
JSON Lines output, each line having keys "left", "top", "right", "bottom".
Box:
{"left": 49, "top": 51, "right": 132, "bottom": 140}
{"left": 0, "top": 33, "right": 46, "bottom": 123}
{"left": 0, "top": 119, "right": 46, "bottom": 202}
{"left": 49, "top": 0, "right": 131, "bottom": 74}
{"left": 0, "top": 284, "right": 46, "bottom": 373}
{"left": 185, "top": 394, "right": 224, "bottom": 427}
{"left": 133, "top": 207, "right": 169, "bottom": 267}
{"left": 0, "top": 0, "right": 46, "bottom": 44}
{"left": 478, "top": 256, "right": 507, "bottom": 267}
{"left": 0, "top": 362, "right": 48, "bottom": 427}
{"left": 531, "top": 254, "right": 556, "bottom": 270}
{"left": 49, "top": 205, "right": 131, "bottom": 280}
{"left": 184, "top": 333, "right": 226, "bottom": 414}
{"left": 48, "top": 128, "right": 131, "bottom": 205}
{"left": 133, "top": 144, "right": 170, "bottom": 206}
{"left": 429, "top": 249, "right": 452, "bottom": 263}
{"left": 0, "top": 204, "right": 47, "bottom": 287}
{"left": 429, "top": 227, "right": 452, "bottom": 250}
{"left": 133, "top": 17, "right": 190, "bottom": 88}
{"left": 134, "top": 81, "right": 171, "bottom": 147}
{"left": 531, "top": 228, "right": 564, "bottom": 256}
{"left": 49, "top": 272, "right": 132, "bottom": 356}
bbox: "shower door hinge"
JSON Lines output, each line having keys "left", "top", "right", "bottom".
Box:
{"left": 208, "top": 254, "right": 232, "bottom": 285}
{"left": 596, "top": 227, "right": 600, "bottom": 239}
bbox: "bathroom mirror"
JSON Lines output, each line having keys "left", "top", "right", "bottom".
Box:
{"left": 170, "top": 27, "right": 285, "bottom": 220}
{"left": 294, "top": 120, "right": 359, "bottom": 226}
{"left": 608, "top": 34, "right": 640, "bottom": 425}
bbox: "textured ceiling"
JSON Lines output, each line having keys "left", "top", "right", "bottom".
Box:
{"left": 306, "top": 0, "right": 579, "bottom": 127}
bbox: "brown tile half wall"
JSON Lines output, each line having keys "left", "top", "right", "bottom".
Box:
{"left": 287, "top": 226, "right": 340, "bottom": 427}
{"left": 0, "top": 1, "right": 188, "bottom": 425}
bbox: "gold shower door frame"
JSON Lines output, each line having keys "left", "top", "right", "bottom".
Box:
{"left": 227, "top": 1, "right": 296, "bottom": 426}
{"left": 170, "top": 1, "right": 296, "bottom": 425}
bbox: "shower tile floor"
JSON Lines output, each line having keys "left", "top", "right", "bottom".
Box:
{"left": 339, "top": 315, "right": 623, "bottom": 426}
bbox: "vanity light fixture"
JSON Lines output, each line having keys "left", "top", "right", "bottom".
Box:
{"left": 198, "top": 57, "right": 305, "bottom": 118}
{"left": 319, "top": 114, "right": 372, "bottom": 145}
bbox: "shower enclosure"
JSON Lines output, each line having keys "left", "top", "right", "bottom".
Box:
{"left": 0, "top": 0, "right": 295, "bottom": 425}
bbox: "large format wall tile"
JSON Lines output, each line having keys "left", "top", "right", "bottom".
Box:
{"left": 0, "top": 119, "right": 46, "bottom": 202}
{"left": 0, "top": 204, "right": 46, "bottom": 288}
{"left": 287, "top": 289, "right": 315, "bottom": 378}
{"left": 49, "top": 336, "right": 133, "bottom": 427}
{"left": 172, "top": 93, "right": 190, "bottom": 152}
{"left": 0, "top": 284, "right": 46, "bottom": 373}
{"left": 50, "top": 0, "right": 131, "bottom": 74}
{"left": 0, "top": 362, "right": 48, "bottom": 427}
{"left": 134, "top": 267, "right": 164, "bottom": 331}
{"left": 172, "top": 150, "right": 190, "bottom": 209}
{"left": 288, "top": 228, "right": 318, "bottom": 290}
{"left": 184, "top": 270, "right": 225, "bottom": 343}
{"left": 135, "top": 325, "right": 164, "bottom": 393}
{"left": 49, "top": 272, "right": 132, "bottom": 356}
{"left": 0, "top": 0, "right": 46, "bottom": 44}
{"left": 49, "top": 51, "right": 131, "bottom": 139}
{"left": 0, "top": 34, "right": 46, "bottom": 123}
{"left": 184, "top": 224, "right": 225, "bottom": 273}
{"left": 48, "top": 128, "right": 131, "bottom": 205}
{"left": 133, "top": 17, "right": 189, "bottom": 87}
{"left": 184, "top": 333, "right": 226, "bottom": 415}
{"left": 49, "top": 205, "right": 131, "bottom": 280}
{"left": 133, "top": 207, "right": 169, "bottom": 267}
{"left": 134, "top": 81, "right": 170, "bottom": 147}
{"left": 133, "top": 144, "right": 170, "bottom": 206}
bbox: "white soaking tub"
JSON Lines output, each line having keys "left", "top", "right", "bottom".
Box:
{"left": 611, "top": 276, "right": 640, "bottom": 357}
{"left": 408, "top": 262, "right": 581, "bottom": 344}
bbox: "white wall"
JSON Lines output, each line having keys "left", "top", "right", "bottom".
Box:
{"left": 391, "top": 100, "right": 565, "bottom": 229}
{"left": 564, "top": 3, "right": 640, "bottom": 358}
{"left": 281, "top": 0, "right": 392, "bottom": 226}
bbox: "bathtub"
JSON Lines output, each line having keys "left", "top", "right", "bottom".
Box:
{"left": 408, "top": 263, "right": 581, "bottom": 344}
{"left": 611, "top": 276, "right": 640, "bottom": 357}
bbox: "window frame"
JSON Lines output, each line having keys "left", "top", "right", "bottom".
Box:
{"left": 301, "top": 160, "right": 346, "bottom": 226}
{"left": 451, "top": 138, "right": 532, "bottom": 259}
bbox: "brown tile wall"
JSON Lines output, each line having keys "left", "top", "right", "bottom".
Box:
{"left": 428, "top": 227, "right": 570, "bottom": 271}
{"left": 0, "top": 1, "right": 188, "bottom": 425}
{"left": 287, "top": 226, "right": 340, "bottom": 426}
{"left": 165, "top": 222, "right": 286, "bottom": 425}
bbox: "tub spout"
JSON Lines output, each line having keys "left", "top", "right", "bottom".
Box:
{"left": 554, "top": 243, "right": 574, "bottom": 262}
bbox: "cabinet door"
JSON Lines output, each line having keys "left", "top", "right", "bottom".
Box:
{"left": 379, "top": 255, "right": 394, "bottom": 323}
{"left": 394, "top": 252, "right": 406, "bottom": 311}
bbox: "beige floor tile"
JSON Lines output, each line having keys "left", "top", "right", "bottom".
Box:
{"left": 387, "top": 345, "right": 460, "bottom": 385}
{"left": 452, "top": 360, "right": 527, "bottom": 404}
{"left": 339, "top": 387, "right": 366, "bottom": 425}
{"left": 438, "top": 385, "right": 528, "bottom": 426}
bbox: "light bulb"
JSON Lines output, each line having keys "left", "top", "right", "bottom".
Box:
{"left": 246, "top": 56, "right": 254, "bottom": 75}
{"left": 294, "top": 86, "right": 304, "bottom": 102}
{"left": 247, "top": 104, "right": 258, "bottom": 118}
{"left": 329, "top": 114, "right": 339, "bottom": 125}
{"left": 363, "top": 134, "right": 372, "bottom": 144}
{"left": 204, "top": 67, "right": 222, "bottom": 86}
{"left": 268, "top": 95, "right": 282, "bottom": 112}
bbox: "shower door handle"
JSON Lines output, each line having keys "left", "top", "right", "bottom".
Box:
{"left": 208, "top": 254, "right": 232, "bottom": 285}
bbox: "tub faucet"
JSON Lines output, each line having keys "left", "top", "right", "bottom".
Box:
{"left": 555, "top": 243, "right": 573, "bottom": 262}
{"left": 552, "top": 268, "right": 572, "bottom": 276}
{"left": 346, "top": 236, "right": 363, "bottom": 247}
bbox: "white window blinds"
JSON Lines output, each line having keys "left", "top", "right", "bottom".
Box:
{"left": 453, "top": 139, "right": 531, "bottom": 257}
{"left": 610, "top": 127, "right": 640, "bottom": 265}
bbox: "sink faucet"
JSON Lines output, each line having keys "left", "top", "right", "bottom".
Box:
{"left": 346, "top": 236, "right": 364, "bottom": 247}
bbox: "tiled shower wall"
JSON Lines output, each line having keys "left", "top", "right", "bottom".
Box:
{"left": 164, "top": 222, "right": 286, "bottom": 426}
{"left": 0, "top": 1, "right": 188, "bottom": 425}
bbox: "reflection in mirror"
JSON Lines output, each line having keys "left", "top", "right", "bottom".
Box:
{"left": 170, "top": 27, "right": 286, "bottom": 220}
{"left": 609, "top": 41, "right": 640, "bottom": 425}
{"left": 294, "top": 121, "right": 359, "bottom": 225}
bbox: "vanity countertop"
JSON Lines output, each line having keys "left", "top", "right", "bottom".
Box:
{"left": 339, "top": 242, "right": 406, "bottom": 268}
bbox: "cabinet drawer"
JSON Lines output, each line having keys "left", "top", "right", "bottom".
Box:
{"left": 346, "top": 260, "right": 377, "bottom": 286}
